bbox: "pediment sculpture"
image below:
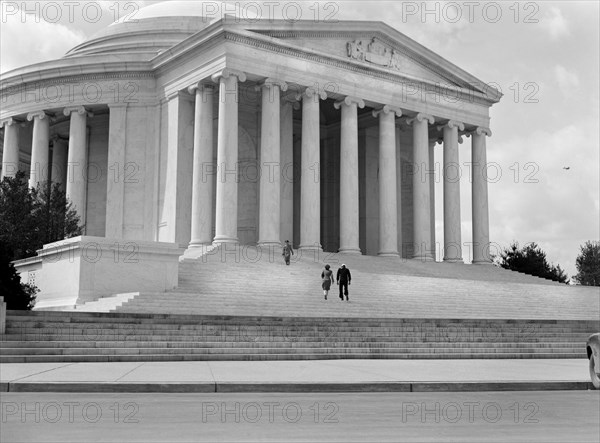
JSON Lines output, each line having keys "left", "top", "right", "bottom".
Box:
{"left": 347, "top": 37, "right": 403, "bottom": 70}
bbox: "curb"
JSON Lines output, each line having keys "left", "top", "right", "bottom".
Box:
{"left": 2, "top": 381, "right": 594, "bottom": 393}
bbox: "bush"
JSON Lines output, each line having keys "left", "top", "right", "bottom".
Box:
{"left": 0, "top": 241, "right": 37, "bottom": 310}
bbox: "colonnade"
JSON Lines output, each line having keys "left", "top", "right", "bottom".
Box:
{"left": 0, "top": 69, "right": 493, "bottom": 263}
{"left": 181, "top": 68, "right": 492, "bottom": 262}
{"left": 1, "top": 106, "right": 92, "bottom": 227}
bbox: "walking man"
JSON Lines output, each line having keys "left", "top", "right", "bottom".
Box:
{"left": 336, "top": 264, "right": 351, "bottom": 301}
{"left": 282, "top": 240, "right": 294, "bottom": 265}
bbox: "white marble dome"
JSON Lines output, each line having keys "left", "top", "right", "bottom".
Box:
{"left": 66, "top": 1, "right": 257, "bottom": 58}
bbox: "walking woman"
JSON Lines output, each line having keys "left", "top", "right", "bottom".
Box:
{"left": 321, "top": 264, "right": 334, "bottom": 300}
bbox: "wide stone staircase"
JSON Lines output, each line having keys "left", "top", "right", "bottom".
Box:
{"left": 1, "top": 247, "right": 598, "bottom": 363}
{"left": 1, "top": 310, "right": 597, "bottom": 363}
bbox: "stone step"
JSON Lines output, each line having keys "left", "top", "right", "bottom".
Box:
{"left": 10, "top": 311, "right": 597, "bottom": 327}
{"left": 0, "top": 346, "right": 584, "bottom": 357}
{"left": 0, "top": 341, "right": 584, "bottom": 352}
{"left": 0, "top": 351, "right": 584, "bottom": 364}
{"left": 2, "top": 337, "right": 590, "bottom": 348}
{"left": 4, "top": 328, "right": 593, "bottom": 339}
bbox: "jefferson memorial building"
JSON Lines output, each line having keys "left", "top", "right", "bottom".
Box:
{"left": 0, "top": 2, "right": 501, "bottom": 307}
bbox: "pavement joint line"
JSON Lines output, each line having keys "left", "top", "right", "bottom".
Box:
{"left": 205, "top": 362, "right": 218, "bottom": 392}
{"left": 4, "top": 362, "right": 76, "bottom": 383}
{"left": 113, "top": 362, "right": 147, "bottom": 382}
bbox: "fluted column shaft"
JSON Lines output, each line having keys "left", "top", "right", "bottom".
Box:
{"left": 258, "top": 80, "right": 287, "bottom": 247}
{"left": 442, "top": 120, "right": 464, "bottom": 262}
{"left": 1, "top": 119, "right": 20, "bottom": 179}
{"left": 64, "top": 106, "right": 90, "bottom": 226}
{"left": 212, "top": 69, "right": 246, "bottom": 245}
{"left": 472, "top": 127, "right": 492, "bottom": 264}
{"left": 336, "top": 96, "right": 364, "bottom": 254}
{"left": 51, "top": 138, "right": 68, "bottom": 190}
{"left": 374, "top": 105, "right": 401, "bottom": 256}
{"left": 410, "top": 113, "right": 435, "bottom": 260}
{"left": 189, "top": 84, "right": 215, "bottom": 247}
{"left": 280, "top": 98, "right": 296, "bottom": 244}
{"left": 27, "top": 112, "right": 51, "bottom": 188}
{"left": 299, "top": 87, "right": 325, "bottom": 251}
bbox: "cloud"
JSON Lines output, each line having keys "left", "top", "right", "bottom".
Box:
{"left": 488, "top": 121, "right": 599, "bottom": 277}
{"left": 542, "top": 7, "right": 569, "bottom": 40}
{"left": 554, "top": 65, "right": 580, "bottom": 97}
{"left": 0, "top": 7, "right": 85, "bottom": 73}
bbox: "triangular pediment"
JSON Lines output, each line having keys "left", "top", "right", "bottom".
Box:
{"left": 235, "top": 20, "right": 498, "bottom": 100}
{"left": 268, "top": 34, "right": 462, "bottom": 87}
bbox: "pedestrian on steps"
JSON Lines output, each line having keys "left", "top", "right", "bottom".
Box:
{"left": 336, "top": 264, "right": 351, "bottom": 301}
{"left": 321, "top": 264, "right": 334, "bottom": 300}
{"left": 282, "top": 240, "right": 294, "bottom": 265}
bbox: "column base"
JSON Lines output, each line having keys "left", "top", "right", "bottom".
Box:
{"left": 299, "top": 243, "right": 322, "bottom": 251}
{"left": 443, "top": 257, "right": 464, "bottom": 264}
{"left": 188, "top": 240, "right": 213, "bottom": 249}
{"left": 411, "top": 255, "right": 436, "bottom": 262}
{"left": 338, "top": 248, "right": 361, "bottom": 254}
{"left": 183, "top": 244, "right": 218, "bottom": 260}
{"left": 212, "top": 236, "right": 239, "bottom": 245}
{"left": 258, "top": 241, "right": 282, "bottom": 248}
{"left": 472, "top": 259, "right": 494, "bottom": 265}
{"left": 378, "top": 251, "right": 399, "bottom": 257}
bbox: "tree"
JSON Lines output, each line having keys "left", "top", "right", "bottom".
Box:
{"left": 31, "top": 180, "right": 82, "bottom": 248}
{"left": 0, "top": 241, "right": 37, "bottom": 310}
{"left": 0, "top": 171, "right": 37, "bottom": 260}
{"left": 0, "top": 171, "right": 82, "bottom": 261}
{"left": 495, "top": 242, "right": 569, "bottom": 284}
{"left": 574, "top": 241, "right": 600, "bottom": 286}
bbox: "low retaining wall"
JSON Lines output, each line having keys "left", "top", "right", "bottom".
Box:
{"left": 13, "top": 236, "right": 184, "bottom": 309}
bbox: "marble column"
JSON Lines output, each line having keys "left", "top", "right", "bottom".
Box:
{"left": 441, "top": 120, "right": 465, "bottom": 262}
{"left": 105, "top": 103, "right": 128, "bottom": 239}
{"left": 211, "top": 69, "right": 246, "bottom": 245}
{"left": 27, "top": 111, "right": 51, "bottom": 188}
{"left": 373, "top": 105, "right": 402, "bottom": 257}
{"left": 188, "top": 83, "right": 215, "bottom": 248}
{"left": 0, "top": 118, "right": 21, "bottom": 179}
{"left": 429, "top": 139, "right": 437, "bottom": 254}
{"left": 51, "top": 137, "right": 68, "bottom": 191}
{"left": 63, "top": 106, "right": 91, "bottom": 227}
{"left": 408, "top": 113, "right": 435, "bottom": 260}
{"left": 299, "top": 87, "right": 326, "bottom": 251}
{"left": 472, "top": 127, "right": 492, "bottom": 264}
{"left": 280, "top": 95, "right": 298, "bottom": 245}
{"left": 335, "top": 96, "right": 364, "bottom": 254}
{"left": 258, "top": 79, "right": 287, "bottom": 248}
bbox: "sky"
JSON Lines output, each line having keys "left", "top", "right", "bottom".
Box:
{"left": 1, "top": 0, "right": 598, "bottom": 278}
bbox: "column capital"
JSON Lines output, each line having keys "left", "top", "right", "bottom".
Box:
{"left": 281, "top": 91, "right": 301, "bottom": 109}
{"left": 0, "top": 117, "right": 23, "bottom": 128}
{"left": 333, "top": 96, "right": 365, "bottom": 110}
{"left": 406, "top": 112, "right": 435, "bottom": 126}
{"left": 372, "top": 104, "right": 402, "bottom": 118}
{"left": 51, "top": 134, "right": 68, "bottom": 143}
{"left": 302, "top": 86, "right": 327, "bottom": 101}
{"left": 26, "top": 111, "right": 52, "bottom": 122}
{"left": 63, "top": 106, "right": 93, "bottom": 118}
{"left": 256, "top": 78, "right": 288, "bottom": 92}
{"left": 474, "top": 126, "right": 492, "bottom": 137}
{"left": 187, "top": 81, "right": 215, "bottom": 94}
{"left": 211, "top": 68, "right": 247, "bottom": 83}
{"left": 437, "top": 119, "right": 465, "bottom": 132}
